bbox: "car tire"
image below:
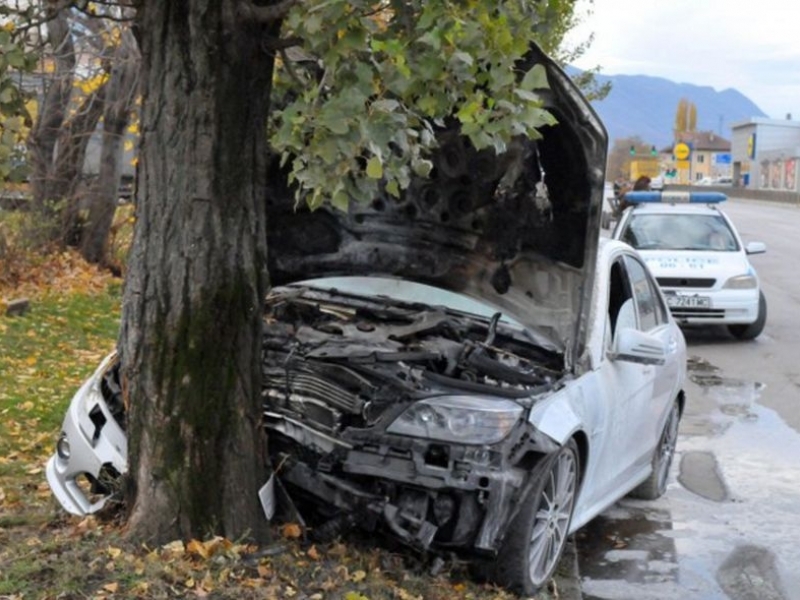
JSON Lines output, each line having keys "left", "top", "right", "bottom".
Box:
{"left": 629, "top": 400, "right": 680, "bottom": 500}
{"left": 728, "top": 291, "right": 767, "bottom": 340}
{"left": 493, "top": 439, "right": 580, "bottom": 596}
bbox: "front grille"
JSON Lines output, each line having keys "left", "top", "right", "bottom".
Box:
{"left": 263, "top": 361, "right": 367, "bottom": 415}
{"left": 657, "top": 277, "right": 716, "bottom": 288}
{"left": 670, "top": 308, "right": 726, "bottom": 319}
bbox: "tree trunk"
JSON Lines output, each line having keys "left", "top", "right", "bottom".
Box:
{"left": 27, "top": 4, "right": 74, "bottom": 215}
{"left": 27, "top": 2, "right": 110, "bottom": 247}
{"left": 80, "top": 30, "right": 140, "bottom": 265}
{"left": 120, "top": 1, "right": 277, "bottom": 544}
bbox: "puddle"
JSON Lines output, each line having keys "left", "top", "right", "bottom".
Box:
{"left": 578, "top": 355, "right": 800, "bottom": 599}
{"left": 688, "top": 355, "right": 765, "bottom": 423}
{"left": 577, "top": 507, "right": 677, "bottom": 586}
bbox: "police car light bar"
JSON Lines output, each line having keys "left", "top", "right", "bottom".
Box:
{"left": 624, "top": 191, "right": 727, "bottom": 204}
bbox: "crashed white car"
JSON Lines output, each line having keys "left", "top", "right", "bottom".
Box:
{"left": 47, "top": 46, "right": 687, "bottom": 595}
{"left": 612, "top": 191, "right": 767, "bottom": 339}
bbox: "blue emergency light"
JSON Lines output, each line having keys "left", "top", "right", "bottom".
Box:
{"left": 624, "top": 191, "right": 727, "bottom": 204}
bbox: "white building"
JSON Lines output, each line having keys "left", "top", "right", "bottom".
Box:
{"left": 731, "top": 117, "right": 800, "bottom": 192}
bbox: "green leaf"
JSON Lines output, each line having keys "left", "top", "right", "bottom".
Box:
{"left": 386, "top": 179, "right": 400, "bottom": 198}
{"left": 412, "top": 158, "right": 433, "bottom": 178}
{"left": 514, "top": 88, "right": 540, "bottom": 102}
{"left": 0, "top": 86, "right": 13, "bottom": 104}
{"left": 366, "top": 156, "right": 383, "bottom": 179}
{"left": 520, "top": 64, "right": 549, "bottom": 91}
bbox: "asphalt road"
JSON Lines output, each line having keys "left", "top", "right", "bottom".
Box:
{"left": 578, "top": 197, "right": 800, "bottom": 600}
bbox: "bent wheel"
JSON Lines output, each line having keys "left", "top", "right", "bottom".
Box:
{"left": 494, "top": 439, "right": 580, "bottom": 595}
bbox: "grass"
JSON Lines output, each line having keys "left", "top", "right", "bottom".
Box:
{"left": 0, "top": 247, "right": 565, "bottom": 599}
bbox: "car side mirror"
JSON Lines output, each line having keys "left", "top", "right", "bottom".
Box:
{"left": 745, "top": 241, "right": 766, "bottom": 255}
{"left": 609, "top": 328, "right": 666, "bottom": 366}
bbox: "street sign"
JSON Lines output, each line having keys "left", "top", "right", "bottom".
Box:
{"left": 674, "top": 142, "right": 691, "bottom": 160}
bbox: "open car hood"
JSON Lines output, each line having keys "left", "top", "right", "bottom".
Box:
{"left": 266, "top": 45, "right": 607, "bottom": 370}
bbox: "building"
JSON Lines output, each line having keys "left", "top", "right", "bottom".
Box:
{"left": 664, "top": 131, "right": 732, "bottom": 185}
{"left": 731, "top": 117, "right": 800, "bottom": 192}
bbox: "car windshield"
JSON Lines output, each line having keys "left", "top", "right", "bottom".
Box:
{"left": 621, "top": 213, "right": 739, "bottom": 251}
{"left": 295, "top": 276, "right": 523, "bottom": 324}
{"left": 293, "top": 276, "right": 562, "bottom": 352}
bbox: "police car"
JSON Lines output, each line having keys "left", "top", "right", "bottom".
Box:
{"left": 612, "top": 191, "right": 767, "bottom": 339}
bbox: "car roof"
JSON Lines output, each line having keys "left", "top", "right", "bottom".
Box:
{"left": 627, "top": 202, "right": 726, "bottom": 216}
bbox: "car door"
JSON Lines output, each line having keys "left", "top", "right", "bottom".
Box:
{"left": 622, "top": 254, "right": 680, "bottom": 469}
{"left": 590, "top": 252, "right": 673, "bottom": 499}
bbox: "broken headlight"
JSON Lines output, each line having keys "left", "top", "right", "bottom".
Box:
{"left": 386, "top": 396, "right": 523, "bottom": 445}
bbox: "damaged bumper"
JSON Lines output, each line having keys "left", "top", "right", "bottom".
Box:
{"left": 45, "top": 353, "right": 126, "bottom": 515}
{"left": 267, "top": 410, "right": 559, "bottom": 554}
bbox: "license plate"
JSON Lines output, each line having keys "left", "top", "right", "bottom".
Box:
{"left": 666, "top": 295, "right": 710, "bottom": 308}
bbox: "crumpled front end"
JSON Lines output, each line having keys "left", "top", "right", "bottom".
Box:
{"left": 261, "top": 284, "right": 565, "bottom": 554}
{"left": 46, "top": 353, "right": 127, "bottom": 515}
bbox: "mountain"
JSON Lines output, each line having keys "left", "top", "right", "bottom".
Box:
{"left": 567, "top": 69, "right": 767, "bottom": 149}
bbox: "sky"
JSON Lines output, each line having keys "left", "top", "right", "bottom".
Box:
{"left": 566, "top": 0, "right": 800, "bottom": 119}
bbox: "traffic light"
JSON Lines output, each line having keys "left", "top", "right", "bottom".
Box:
{"left": 630, "top": 145, "right": 636, "bottom": 156}
{"left": 650, "top": 146, "right": 657, "bottom": 156}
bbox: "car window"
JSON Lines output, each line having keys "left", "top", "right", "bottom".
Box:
{"left": 621, "top": 213, "right": 739, "bottom": 251}
{"left": 624, "top": 255, "right": 667, "bottom": 332}
{"left": 608, "top": 259, "right": 636, "bottom": 340}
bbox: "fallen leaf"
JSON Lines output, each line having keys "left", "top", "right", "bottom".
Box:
{"left": 103, "top": 582, "right": 119, "bottom": 593}
{"left": 281, "top": 523, "right": 302, "bottom": 539}
{"left": 307, "top": 545, "right": 320, "bottom": 560}
{"left": 350, "top": 569, "right": 367, "bottom": 583}
{"left": 257, "top": 564, "right": 272, "bottom": 578}
{"left": 187, "top": 538, "right": 209, "bottom": 559}
{"left": 162, "top": 539, "right": 186, "bottom": 556}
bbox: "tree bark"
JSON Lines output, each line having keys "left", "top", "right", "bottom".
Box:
{"left": 80, "top": 30, "right": 140, "bottom": 265}
{"left": 27, "top": 4, "right": 74, "bottom": 214}
{"left": 120, "top": 0, "right": 277, "bottom": 544}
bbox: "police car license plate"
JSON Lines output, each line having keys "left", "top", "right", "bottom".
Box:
{"left": 667, "top": 295, "right": 710, "bottom": 309}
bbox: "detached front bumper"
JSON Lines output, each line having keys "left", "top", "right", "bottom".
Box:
{"left": 46, "top": 354, "right": 127, "bottom": 515}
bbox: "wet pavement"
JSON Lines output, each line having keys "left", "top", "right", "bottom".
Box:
{"left": 575, "top": 354, "right": 800, "bottom": 600}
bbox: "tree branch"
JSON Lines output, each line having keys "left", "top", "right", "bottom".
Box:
{"left": 238, "top": 0, "right": 299, "bottom": 23}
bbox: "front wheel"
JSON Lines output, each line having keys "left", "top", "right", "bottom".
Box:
{"left": 493, "top": 439, "right": 580, "bottom": 595}
{"left": 629, "top": 400, "right": 680, "bottom": 500}
{"left": 728, "top": 291, "right": 767, "bottom": 340}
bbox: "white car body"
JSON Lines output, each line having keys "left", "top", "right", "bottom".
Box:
{"left": 47, "top": 239, "right": 687, "bottom": 538}
{"left": 46, "top": 352, "right": 126, "bottom": 515}
{"left": 612, "top": 195, "right": 766, "bottom": 334}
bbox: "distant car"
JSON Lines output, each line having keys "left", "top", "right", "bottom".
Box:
{"left": 650, "top": 175, "right": 664, "bottom": 191}
{"left": 46, "top": 45, "right": 688, "bottom": 597}
{"left": 696, "top": 176, "right": 732, "bottom": 186}
{"left": 612, "top": 191, "right": 767, "bottom": 339}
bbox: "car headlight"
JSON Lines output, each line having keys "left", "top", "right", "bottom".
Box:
{"left": 723, "top": 274, "right": 757, "bottom": 289}
{"left": 386, "top": 395, "right": 523, "bottom": 445}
